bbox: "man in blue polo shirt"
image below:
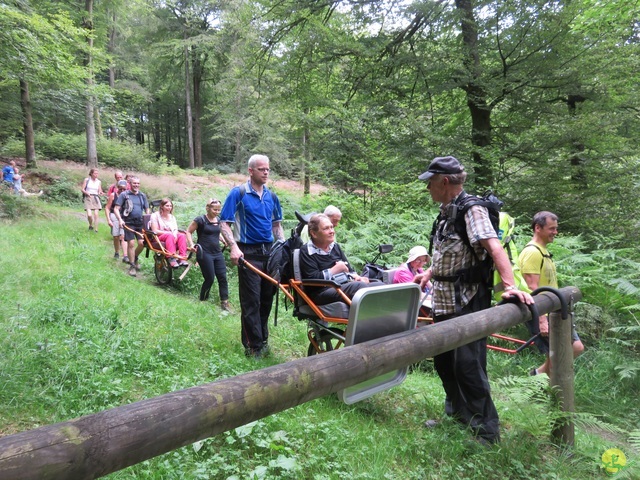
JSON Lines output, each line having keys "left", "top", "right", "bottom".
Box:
{"left": 220, "top": 154, "right": 284, "bottom": 358}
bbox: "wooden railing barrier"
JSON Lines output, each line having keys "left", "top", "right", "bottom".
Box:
{"left": 0, "top": 287, "right": 581, "bottom": 479}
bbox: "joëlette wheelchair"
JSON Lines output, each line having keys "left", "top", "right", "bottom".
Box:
{"left": 238, "top": 242, "right": 353, "bottom": 356}
{"left": 123, "top": 200, "right": 194, "bottom": 285}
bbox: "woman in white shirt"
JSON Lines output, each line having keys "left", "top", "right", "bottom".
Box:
{"left": 150, "top": 198, "right": 189, "bottom": 268}
{"left": 81, "top": 168, "right": 104, "bottom": 232}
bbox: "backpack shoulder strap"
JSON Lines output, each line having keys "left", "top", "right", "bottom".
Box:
{"left": 523, "top": 243, "right": 550, "bottom": 270}
{"left": 195, "top": 214, "right": 209, "bottom": 236}
{"left": 235, "top": 182, "right": 248, "bottom": 208}
{"left": 504, "top": 239, "right": 514, "bottom": 262}
{"left": 453, "top": 193, "right": 479, "bottom": 251}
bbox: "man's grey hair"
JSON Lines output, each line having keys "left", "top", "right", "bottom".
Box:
{"left": 248, "top": 154, "right": 270, "bottom": 169}
{"left": 531, "top": 211, "right": 558, "bottom": 231}
{"left": 323, "top": 205, "right": 342, "bottom": 217}
{"left": 129, "top": 175, "right": 140, "bottom": 183}
{"left": 442, "top": 171, "right": 467, "bottom": 185}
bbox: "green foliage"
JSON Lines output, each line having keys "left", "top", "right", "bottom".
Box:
{"left": 0, "top": 3, "right": 86, "bottom": 84}
{"left": 1, "top": 133, "right": 167, "bottom": 173}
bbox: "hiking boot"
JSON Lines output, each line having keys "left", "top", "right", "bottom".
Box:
{"left": 529, "top": 368, "right": 538, "bottom": 376}
{"left": 128, "top": 265, "right": 137, "bottom": 277}
{"left": 134, "top": 258, "right": 141, "bottom": 271}
{"left": 220, "top": 300, "right": 233, "bottom": 312}
{"left": 122, "top": 256, "right": 130, "bottom": 264}
{"left": 88, "top": 226, "right": 93, "bottom": 231}
{"left": 244, "top": 347, "right": 261, "bottom": 358}
{"left": 114, "top": 252, "right": 120, "bottom": 260}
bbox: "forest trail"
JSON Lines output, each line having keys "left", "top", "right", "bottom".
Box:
{"left": 2, "top": 157, "right": 327, "bottom": 198}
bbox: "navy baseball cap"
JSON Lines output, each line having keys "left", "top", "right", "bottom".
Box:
{"left": 418, "top": 156, "right": 464, "bottom": 181}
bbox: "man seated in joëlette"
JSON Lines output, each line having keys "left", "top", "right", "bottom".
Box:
{"left": 299, "top": 213, "right": 383, "bottom": 305}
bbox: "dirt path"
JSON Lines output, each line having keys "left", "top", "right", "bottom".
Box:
{"left": 25, "top": 159, "right": 327, "bottom": 198}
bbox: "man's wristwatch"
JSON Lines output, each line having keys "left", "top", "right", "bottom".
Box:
{"left": 504, "top": 286, "right": 517, "bottom": 291}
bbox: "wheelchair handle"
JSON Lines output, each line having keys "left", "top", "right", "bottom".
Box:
{"left": 530, "top": 286, "right": 569, "bottom": 320}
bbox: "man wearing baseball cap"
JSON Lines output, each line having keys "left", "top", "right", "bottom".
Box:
{"left": 419, "top": 155, "right": 533, "bottom": 445}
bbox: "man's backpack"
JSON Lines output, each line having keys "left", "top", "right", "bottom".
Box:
{"left": 493, "top": 212, "right": 531, "bottom": 302}
{"left": 267, "top": 211, "right": 311, "bottom": 326}
{"left": 428, "top": 191, "right": 503, "bottom": 310}
{"left": 267, "top": 211, "right": 310, "bottom": 286}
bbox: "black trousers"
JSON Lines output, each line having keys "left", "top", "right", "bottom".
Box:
{"left": 198, "top": 250, "right": 228, "bottom": 302}
{"left": 433, "top": 288, "right": 500, "bottom": 443}
{"left": 237, "top": 244, "right": 274, "bottom": 351}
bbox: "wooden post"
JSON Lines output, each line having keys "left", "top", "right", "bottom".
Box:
{"left": 549, "top": 299, "right": 576, "bottom": 445}
{"left": 0, "top": 288, "right": 581, "bottom": 480}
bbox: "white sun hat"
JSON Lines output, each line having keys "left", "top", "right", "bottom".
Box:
{"left": 407, "top": 245, "right": 430, "bottom": 263}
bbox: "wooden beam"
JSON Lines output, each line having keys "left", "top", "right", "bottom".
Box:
{"left": 550, "top": 305, "right": 577, "bottom": 445}
{"left": 0, "top": 287, "right": 581, "bottom": 479}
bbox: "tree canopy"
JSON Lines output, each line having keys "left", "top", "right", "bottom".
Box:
{"left": 1, "top": 0, "right": 639, "bottom": 238}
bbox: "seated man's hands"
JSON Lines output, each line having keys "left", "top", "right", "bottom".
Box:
{"left": 331, "top": 260, "right": 349, "bottom": 275}
{"left": 351, "top": 274, "right": 369, "bottom": 283}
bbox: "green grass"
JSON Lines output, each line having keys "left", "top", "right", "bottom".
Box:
{"left": 1, "top": 204, "right": 639, "bottom": 479}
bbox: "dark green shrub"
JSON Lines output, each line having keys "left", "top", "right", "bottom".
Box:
{"left": 0, "top": 191, "right": 41, "bottom": 219}
{"left": 45, "top": 173, "right": 81, "bottom": 206}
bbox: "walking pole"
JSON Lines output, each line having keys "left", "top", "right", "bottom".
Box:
{"left": 238, "top": 257, "right": 294, "bottom": 303}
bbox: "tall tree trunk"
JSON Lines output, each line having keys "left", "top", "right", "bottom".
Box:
{"left": 235, "top": 129, "right": 242, "bottom": 173}
{"left": 455, "top": 0, "right": 492, "bottom": 186}
{"left": 83, "top": 0, "right": 98, "bottom": 168}
{"left": 192, "top": 53, "right": 203, "bottom": 168}
{"left": 153, "top": 110, "right": 162, "bottom": 159}
{"left": 567, "top": 94, "right": 587, "bottom": 187}
{"left": 165, "top": 113, "right": 172, "bottom": 163}
{"left": 19, "top": 78, "right": 37, "bottom": 169}
{"left": 234, "top": 94, "right": 242, "bottom": 172}
{"left": 176, "top": 109, "right": 183, "bottom": 167}
{"left": 107, "top": 9, "right": 117, "bottom": 139}
{"left": 184, "top": 39, "right": 195, "bottom": 169}
{"left": 94, "top": 106, "right": 103, "bottom": 137}
{"left": 303, "top": 111, "right": 311, "bottom": 196}
{"left": 136, "top": 113, "right": 144, "bottom": 145}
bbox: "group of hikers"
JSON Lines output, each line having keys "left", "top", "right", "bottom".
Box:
{"left": 69, "top": 153, "right": 582, "bottom": 447}
{"left": 85, "top": 169, "right": 233, "bottom": 312}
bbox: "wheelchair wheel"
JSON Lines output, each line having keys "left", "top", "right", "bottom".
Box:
{"left": 154, "top": 254, "right": 173, "bottom": 285}
{"left": 307, "top": 327, "right": 345, "bottom": 356}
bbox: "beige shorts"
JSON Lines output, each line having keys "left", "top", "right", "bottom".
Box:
{"left": 84, "top": 194, "right": 102, "bottom": 210}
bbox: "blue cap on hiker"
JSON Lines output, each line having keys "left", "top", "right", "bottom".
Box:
{"left": 418, "top": 156, "right": 464, "bottom": 181}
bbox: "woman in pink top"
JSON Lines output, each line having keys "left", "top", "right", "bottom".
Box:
{"left": 393, "top": 245, "right": 433, "bottom": 311}
{"left": 149, "top": 198, "right": 189, "bottom": 268}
